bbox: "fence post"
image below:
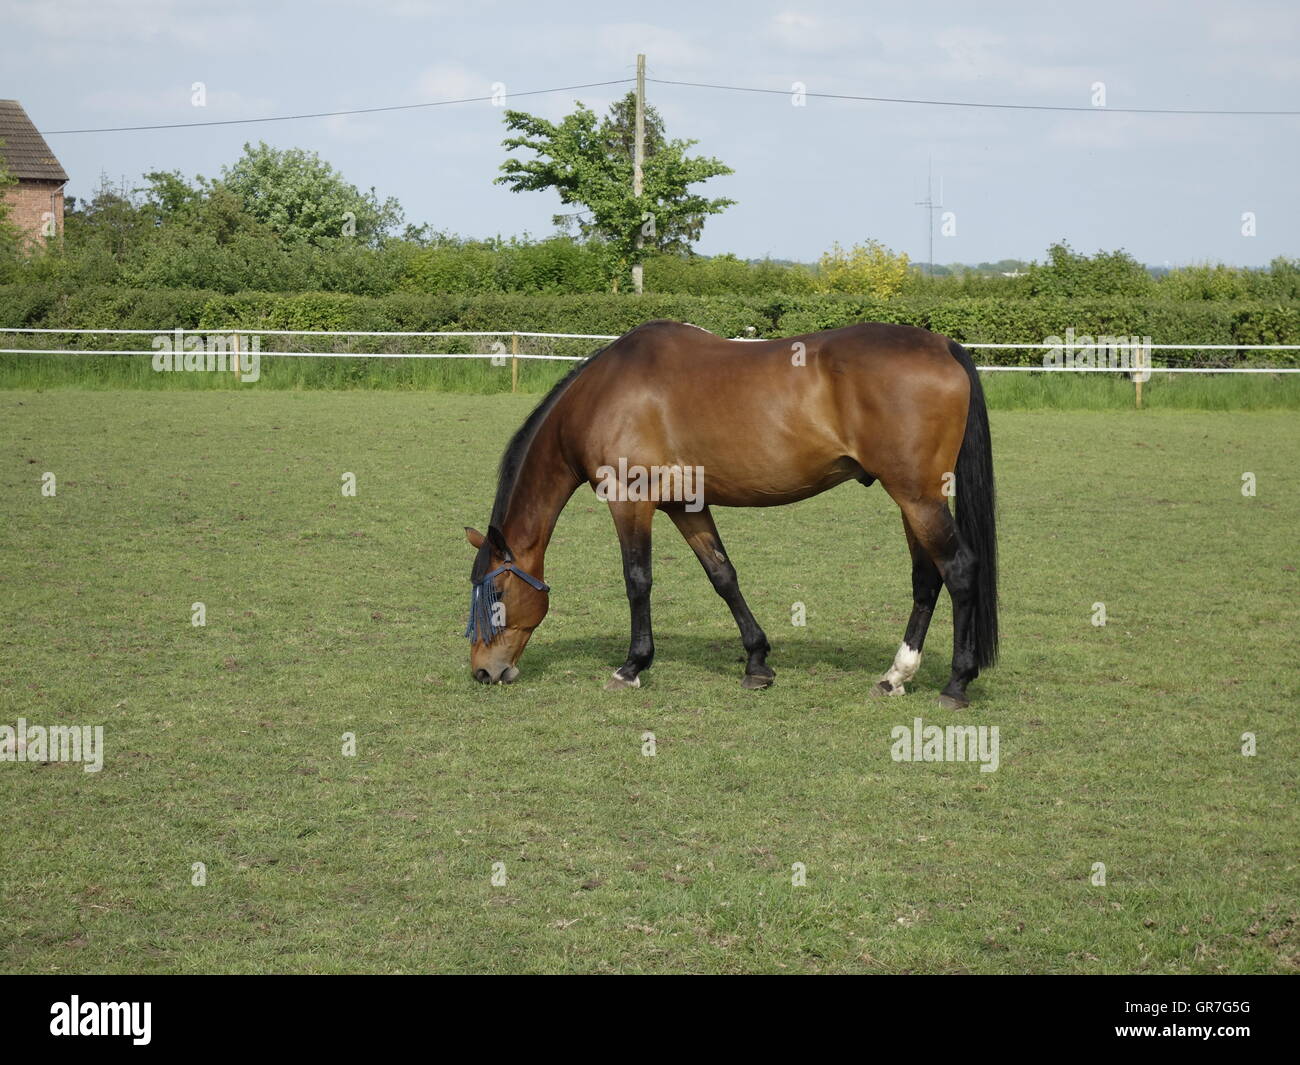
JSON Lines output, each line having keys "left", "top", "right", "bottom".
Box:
{"left": 511, "top": 333, "right": 519, "bottom": 393}
{"left": 1134, "top": 342, "right": 1145, "bottom": 409}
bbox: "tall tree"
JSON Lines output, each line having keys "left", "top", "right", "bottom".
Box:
{"left": 220, "top": 142, "right": 403, "bottom": 247}
{"left": 0, "top": 145, "right": 19, "bottom": 261}
{"left": 601, "top": 91, "right": 666, "bottom": 168}
{"left": 496, "top": 93, "right": 733, "bottom": 284}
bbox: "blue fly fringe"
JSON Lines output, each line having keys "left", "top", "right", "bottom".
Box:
{"left": 464, "top": 563, "right": 550, "bottom": 645}
{"left": 464, "top": 575, "right": 504, "bottom": 645}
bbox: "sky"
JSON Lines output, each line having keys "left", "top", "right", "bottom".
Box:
{"left": 3, "top": 0, "right": 1297, "bottom": 267}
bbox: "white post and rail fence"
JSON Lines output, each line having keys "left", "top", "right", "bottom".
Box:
{"left": 1, "top": 327, "right": 1297, "bottom": 408}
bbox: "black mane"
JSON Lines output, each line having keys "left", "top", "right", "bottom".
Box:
{"left": 488, "top": 343, "right": 612, "bottom": 532}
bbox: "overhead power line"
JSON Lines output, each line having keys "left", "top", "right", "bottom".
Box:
{"left": 38, "top": 72, "right": 1300, "bottom": 135}
{"left": 647, "top": 76, "right": 1300, "bottom": 116}
{"left": 40, "top": 79, "right": 636, "bottom": 135}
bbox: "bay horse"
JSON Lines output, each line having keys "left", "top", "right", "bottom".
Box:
{"left": 464, "top": 320, "right": 998, "bottom": 709}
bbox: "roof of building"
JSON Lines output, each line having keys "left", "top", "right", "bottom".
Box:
{"left": 0, "top": 100, "right": 68, "bottom": 183}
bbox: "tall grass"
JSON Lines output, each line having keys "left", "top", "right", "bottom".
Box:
{"left": 0, "top": 352, "right": 576, "bottom": 393}
{"left": 978, "top": 371, "right": 1300, "bottom": 410}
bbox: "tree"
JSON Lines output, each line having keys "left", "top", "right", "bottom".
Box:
{"left": 219, "top": 142, "right": 403, "bottom": 247}
{"left": 815, "top": 240, "right": 911, "bottom": 298}
{"left": 66, "top": 173, "right": 152, "bottom": 261}
{"left": 1025, "top": 241, "right": 1153, "bottom": 298}
{"left": 138, "top": 169, "right": 204, "bottom": 221}
{"left": 496, "top": 94, "right": 734, "bottom": 286}
{"left": 600, "top": 92, "right": 666, "bottom": 173}
{"left": 0, "top": 144, "right": 20, "bottom": 264}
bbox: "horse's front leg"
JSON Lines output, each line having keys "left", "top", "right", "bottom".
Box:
{"left": 605, "top": 500, "right": 656, "bottom": 690}
{"left": 667, "top": 506, "right": 773, "bottom": 689}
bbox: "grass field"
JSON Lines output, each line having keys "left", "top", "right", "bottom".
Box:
{"left": 1, "top": 390, "right": 1296, "bottom": 974}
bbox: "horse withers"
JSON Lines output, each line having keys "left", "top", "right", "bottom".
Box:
{"left": 464, "top": 319, "right": 997, "bottom": 709}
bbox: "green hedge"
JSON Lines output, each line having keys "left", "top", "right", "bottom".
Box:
{"left": 2, "top": 286, "right": 1297, "bottom": 367}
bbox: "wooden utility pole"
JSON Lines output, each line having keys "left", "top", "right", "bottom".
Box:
{"left": 631, "top": 53, "right": 646, "bottom": 295}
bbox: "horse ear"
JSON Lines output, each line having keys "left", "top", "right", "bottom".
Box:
{"left": 464, "top": 527, "right": 485, "bottom": 549}
{"left": 486, "top": 525, "right": 514, "bottom": 561}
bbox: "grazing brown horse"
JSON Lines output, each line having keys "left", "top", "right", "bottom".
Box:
{"left": 464, "top": 319, "right": 998, "bottom": 709}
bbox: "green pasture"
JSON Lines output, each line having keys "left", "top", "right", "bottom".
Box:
{"left": 0, "top": 391, "right": 1295, "bottom": 973}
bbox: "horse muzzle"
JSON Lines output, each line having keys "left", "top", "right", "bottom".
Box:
{"left": 473, "top": 664, "right": 520, "bottom": 685}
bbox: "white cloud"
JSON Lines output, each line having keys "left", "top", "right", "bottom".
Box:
{"left": 79, "top": 86, "right": 275, "bottom": 121}
{"left": 593, "top": 22, "right": 710, "bottom": 69}
{"left": 763, "top": 11, "right": 859, "bottom": 53}
{"left": 7, "top": 0, "right": 264, "bottom": 48}
{"left": 416, "top": 64, "right": 489, "bottom": 103}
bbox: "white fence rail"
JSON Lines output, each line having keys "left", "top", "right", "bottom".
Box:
{"left": 2, "top": 328, "right": 1298, "bottom": 375}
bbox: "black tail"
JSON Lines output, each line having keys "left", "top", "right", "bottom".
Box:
{"left": 948, "top": 340, "right": 999, "bottom": 669}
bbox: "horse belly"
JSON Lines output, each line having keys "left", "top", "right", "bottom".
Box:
{"left": 694, "top": 449, "right": 860, "bottom": 507}
{"left": 587, "top": 356, "right": 858, "bottom": 508}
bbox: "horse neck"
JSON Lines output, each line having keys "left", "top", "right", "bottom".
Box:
{"left": 498, "top": 427, "right": 580, "bottom": 577}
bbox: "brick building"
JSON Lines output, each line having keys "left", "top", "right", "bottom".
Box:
{"left": 0, "top": 100, "right": 68, "bottom": 246}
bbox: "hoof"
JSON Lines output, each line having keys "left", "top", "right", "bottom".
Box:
{"left": 937, "top": 693, "right": 969, "bottom": 711}
{"left": 741, "top": 672, "right": 774, "bottom": 690}
{"left": 870, "top": 679, "right": 905, "bottom": 698}
{"left": 603, "top": 671, "right": 641, "bottom": 691}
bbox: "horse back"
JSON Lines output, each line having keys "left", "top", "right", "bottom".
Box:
{"left": 556, "top": 320, "right": 971, "bottom": 505}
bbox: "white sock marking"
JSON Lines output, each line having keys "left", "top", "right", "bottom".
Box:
{"left": 882, "top": 642, "right": 921, "bottom": 693}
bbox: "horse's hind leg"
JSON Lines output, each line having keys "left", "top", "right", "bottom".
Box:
{"left": 667, "top": 506, "right": 774, "bottom": 689}
{"left": 871, "top": 517, "right": 943, "bottom": 698}
{"left": 606, "top": 500, "right": 656, "bottom": 691}
{"left": 887, "top": 495, "right": 980, "bottom": 709}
